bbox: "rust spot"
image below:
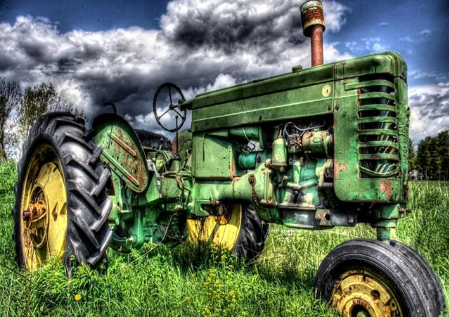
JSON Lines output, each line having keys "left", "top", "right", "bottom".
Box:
{"left": 231, "top": 177, "right": 240, "bottom": 196}
{"left": 171, "top": 134, "right": 186, "bottom": 154}
{"left": 380, "top": 180, "right": 392, "bottom": 199}
{"left": 335, "top": 162, "right": 346, "bottom": 179}
{"left": 403, "top": 183, "right": 409, "bottom": 203}
{"left": 230, "top": 160, "right": 235, "bottom": 178}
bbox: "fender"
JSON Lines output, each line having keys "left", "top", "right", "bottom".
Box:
{"left": 92, "top": 113, "right": 149, "bottom": 193}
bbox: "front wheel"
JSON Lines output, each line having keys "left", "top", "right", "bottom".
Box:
{"left": 314, "top": 239, "right": 443, "bottom": 317}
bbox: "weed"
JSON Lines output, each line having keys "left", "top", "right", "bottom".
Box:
{"left": 0, "top": 164, "right": 448, "bottom": 317}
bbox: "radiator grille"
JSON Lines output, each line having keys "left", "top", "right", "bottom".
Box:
{"left": 353, "top": 76, "right": 399, "bottom": 178}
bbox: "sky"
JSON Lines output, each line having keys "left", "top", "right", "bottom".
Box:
{"left": 0, "top": 0, "right": 448, "bottom": 143}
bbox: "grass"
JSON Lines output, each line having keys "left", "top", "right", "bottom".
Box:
{"left": 0, "top": 162, "right": 448, "bottom": 316}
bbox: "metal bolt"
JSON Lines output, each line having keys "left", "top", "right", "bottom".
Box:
{"left": 348, "top": 216, "right": 354, "bottom": 224}
{"left": 335, "top": 104, "right": 340, "bottom": 110}
{"left": 248, "top": 176, "right": 255, "bottom": 185}
{"left": 23, "top": 211, "right": 31, "bottom": 221}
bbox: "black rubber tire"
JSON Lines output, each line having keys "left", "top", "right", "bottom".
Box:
{"left": 390, "top": 240, "right": 446, "bottom": 316}
{"left": 12, "top": 112, "right": 112, "bottom": 273}
{"left": 314, "top": 239, "right": 437, "bottom": 317}
{"left": 232, "top": 204, "right": 269, "bottom": 261}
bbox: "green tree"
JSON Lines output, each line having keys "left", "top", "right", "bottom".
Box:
{"left": 0, "top": 79, "right": 22, "bottom": 163}
{"left": 430, "top": 137, "right": 442, "bottom": 178}
{"left": 18, "top": 83, "right": 58, "bottom": 139}
{"left": 415, "top": 131, "right": 449, "bottom": 180}
{"left": 408, "top": 138, "right": 417, "bottom": 172}
{"left": 18, "top": 83, "right": 83, "bottom": 140}
{"left": 436, "top": 131, "right": 449, "bottom": 180}
{"left": 417, "top": 137, "right": 432, "bottom": 179}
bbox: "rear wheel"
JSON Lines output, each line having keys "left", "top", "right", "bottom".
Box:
{"left": 315, "top": 239, "right": 441, "bottom": 317}
{"left": 187, "top": 204, "right": 269, "bottom": 261}
{"left": 13, "top": 113, "right": 112, "bottom": 272}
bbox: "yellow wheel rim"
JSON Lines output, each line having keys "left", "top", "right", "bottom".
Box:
{"left": 186, "top": 204, "right": 242, "bottom": 250}
{"left": 330, "top": 269, "right": 404, "bottom": 317}
{"left": 20, "top": 144, "right": 68, "bottom": 271}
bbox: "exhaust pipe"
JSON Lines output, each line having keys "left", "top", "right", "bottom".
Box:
{"left": 300, "top": 1, "right": 326, "bottom": 67}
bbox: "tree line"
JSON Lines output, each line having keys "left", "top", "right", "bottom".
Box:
{"left": 0, "top": 78, "right": 82, "bottom": 163}
{"left": 409, "top": 131, "right": 449, "bottom": 180}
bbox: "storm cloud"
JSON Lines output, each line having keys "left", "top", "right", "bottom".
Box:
{"left": 409, "top": 85, "right": 449, "bottom": 143}
{"left": 0, "top": 0, "right": 351, "bottom": 136}
{"left": 160, "top": 0, "right": 348, "bottom": 52}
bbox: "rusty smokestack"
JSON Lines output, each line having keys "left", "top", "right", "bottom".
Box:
{"left": 300, "top": 1, "right": 326, "bottom": 67}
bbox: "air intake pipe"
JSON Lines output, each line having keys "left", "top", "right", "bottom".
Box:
{"left": 300, "top": 1, "right": 326, "bottom": 67}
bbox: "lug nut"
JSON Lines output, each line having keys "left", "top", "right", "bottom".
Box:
{"left": 23, "top": 211, "right": 31, "bottom": 221}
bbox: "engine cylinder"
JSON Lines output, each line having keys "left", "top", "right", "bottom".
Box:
{"left": 271, "top": 137, "right": 288, "bottom": 172}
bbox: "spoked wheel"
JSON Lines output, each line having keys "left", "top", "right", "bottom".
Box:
{"left": 153, "top": 82, "right": 186, "bottom": 132}
{"left": 13, "top": 113, "right": 112, "bottom": 273}
{"left": 186, "top": 204, "right": 269, "bottom": 261}
{"left": 315, "top": 239, "right": 444, "bottom": 317}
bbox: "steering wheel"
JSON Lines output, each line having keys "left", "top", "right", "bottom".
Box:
{"left": 153, "top": 83, "right": 186, "bottom": 132}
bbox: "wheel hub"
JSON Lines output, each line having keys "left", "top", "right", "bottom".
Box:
{"left": 23, "top": 192, "right": 49, "bottom": 248}
{"left": 331, "top": 271, "right": 402, "bottom": 317}
{"left": 20, "top": 145, "right": 68, "bottom": 271}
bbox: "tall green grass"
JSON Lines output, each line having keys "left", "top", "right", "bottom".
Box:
{"left": 0, "top": 163, "right": 448, "bottom": 317}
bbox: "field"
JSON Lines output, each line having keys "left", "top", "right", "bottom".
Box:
{"left": 0, "top": 162, "right": 448, "bottom": 317}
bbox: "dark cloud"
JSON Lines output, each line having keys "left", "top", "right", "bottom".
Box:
{"left": 161, "top": 1, "right": 305, "bottom": 53}
{"left": 409, "top": 86, "right": 449, "bottom": 143}
{"left": 0, "top": 0, "right": 350, "bottom": 132}
{"left": 410, "top": 89, "right": 449, "bottom": 120}
{"left": 56, "top": 58, "right": 81, "bottom": 73}
{"left": 161, "top": 0, "right": 347, "bottom": 54}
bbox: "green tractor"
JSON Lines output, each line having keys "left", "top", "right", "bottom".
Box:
{"left": 12, "top": 1, "right": 445, "bottom": 316}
